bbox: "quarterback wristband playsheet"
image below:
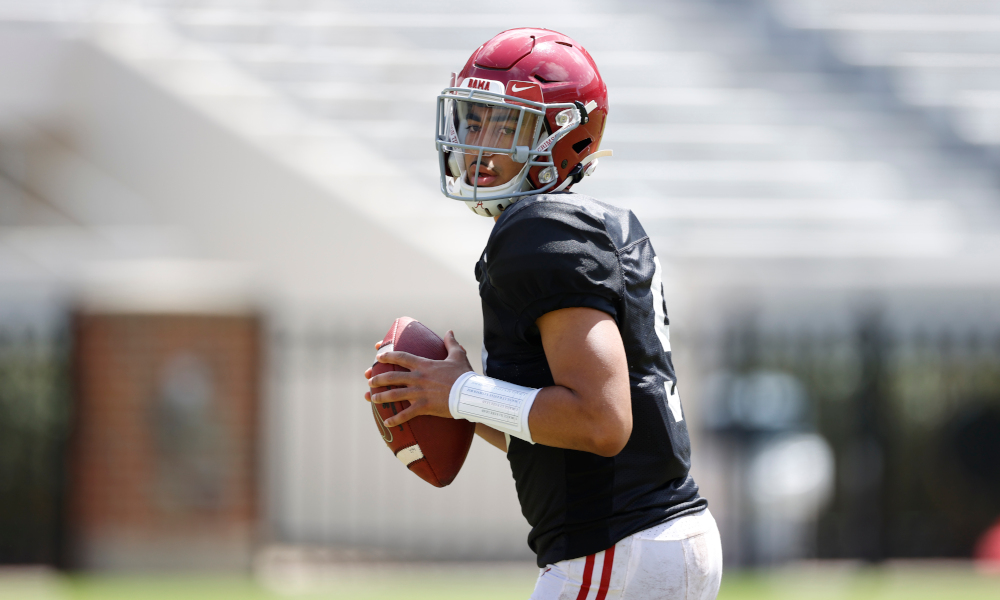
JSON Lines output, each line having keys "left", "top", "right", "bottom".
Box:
{"left": 449, "top": 372, "right": 538, "bottom": 444}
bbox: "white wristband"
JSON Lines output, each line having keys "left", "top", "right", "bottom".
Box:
{"left": 449, "top": 372, "right": 539, "bottom": 444}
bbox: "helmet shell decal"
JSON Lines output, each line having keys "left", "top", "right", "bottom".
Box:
{"left": 505, "top": 80, "right": 543, "bottom": 104}
{"left": 458, "top": 77, "right": 506, "bottom": 95}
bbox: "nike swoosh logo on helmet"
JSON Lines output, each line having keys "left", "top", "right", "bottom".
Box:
{"left": 509, "top": 83, "right": 534, "bottom": 92}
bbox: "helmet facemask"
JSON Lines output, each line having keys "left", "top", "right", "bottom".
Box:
{"left": 436, "top": 82, "right": 585, "bottom": 217}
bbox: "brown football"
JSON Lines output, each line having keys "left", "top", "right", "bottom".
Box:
{"left": 370, "top": 317, "right": 476, "bottom": 487}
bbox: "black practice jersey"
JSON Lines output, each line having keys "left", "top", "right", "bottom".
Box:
{"left": 475, "top": 192, "right": 707, "bottom": 568}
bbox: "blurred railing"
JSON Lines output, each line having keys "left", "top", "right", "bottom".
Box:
{"left": 0, "top": 322, "right": 69, "bottom": 565}
{"left": 263, "top": 319, "right": 531, "bottom": 561}
{"left": 706, "top": 314, "right": 1000, "bottom": 566}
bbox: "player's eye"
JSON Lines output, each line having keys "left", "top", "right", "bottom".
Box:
{"left": 466, "top": 124, "right": 481, "bottom": 133}
{"left": 502, "top": 127, "right": 517, "bottom": 135}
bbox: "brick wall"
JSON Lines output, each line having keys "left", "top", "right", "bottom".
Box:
{"left": 68, "top": 313, "right": 260, "bottom": 570}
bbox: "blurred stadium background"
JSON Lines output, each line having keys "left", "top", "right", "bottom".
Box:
{"left": 1, "top": 0, "right": 1000, "bottom": 597}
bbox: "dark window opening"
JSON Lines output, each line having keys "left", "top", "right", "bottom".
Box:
{"left": 572, "top": 138, "right": 593, "bottom": 154}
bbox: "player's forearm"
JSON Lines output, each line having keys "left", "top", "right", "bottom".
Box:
{"left": 527, "top": 385, "right": 632, "bottom": 457}
{"left": 475, "top": 423, "right": 508, "bottom": 452}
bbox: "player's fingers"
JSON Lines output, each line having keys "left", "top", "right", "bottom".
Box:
{"left": 375, "top": 340, "right": 382, "bottom": 350}
{"left": 368, "top": 370, "right": 415, "bottom": 389}
{"left": 364, "top": 366, "right": 373, "bottom": 379}
{"left": 376, "top": 350, "right": 421, "bottom": 370}
{"left": 384, "top": 400, "right": 425, "bottom": 428}
{"left": 369, "top": 386, "right": 414, "bottom": 405}
{"left": 444, "top": 330, "right": 467, "bottom": 359}
{"left": 364, "top": 390, "right": 371, "bottom": 402}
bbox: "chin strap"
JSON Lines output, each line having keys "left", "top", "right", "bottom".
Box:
{"left": 552, "top": 149, "right": 614, "bottom": 192}
{"left": 582, "top": 149, "right": 614, "bottom": 167}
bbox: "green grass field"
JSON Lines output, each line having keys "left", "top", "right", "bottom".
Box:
{"left": 1, "top": 562, "right": 998, "bottom": 600}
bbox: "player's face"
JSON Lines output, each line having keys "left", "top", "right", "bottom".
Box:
{"left": 462, "top": 105, "right": 537, "bottom": 187}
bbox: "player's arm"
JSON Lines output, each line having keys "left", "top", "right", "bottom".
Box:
{"left": 475, "top": 423, "right": 508, "bottom": 452}
{"left": 366, "top": 307, "right": 633, "bottom": 457}
{"left": 522, "top": 306, "right": 632, "bottom": 456}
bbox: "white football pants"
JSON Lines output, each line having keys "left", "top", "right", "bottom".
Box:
{"left": 530, "top": 509, "right": 722, "bottom": 600}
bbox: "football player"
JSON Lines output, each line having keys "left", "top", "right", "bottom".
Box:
{"left": 365, "top": 28, "right": 722, "bottom": 599}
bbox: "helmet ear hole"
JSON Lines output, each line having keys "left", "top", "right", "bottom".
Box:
{"left": 572, "top": 137, "right": 593, "bottom": 154}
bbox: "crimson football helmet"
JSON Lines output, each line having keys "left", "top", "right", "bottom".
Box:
{"left": 436, "top": 28, "right": 611, "bottom": 217}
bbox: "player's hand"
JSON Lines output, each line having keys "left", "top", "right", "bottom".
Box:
{"left": 364, "top": 330, "right": 473, "bottom": 427}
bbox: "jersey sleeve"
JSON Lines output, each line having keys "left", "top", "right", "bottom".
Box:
{"left": 486, "top": 201, "right": 622, "bottom": 339}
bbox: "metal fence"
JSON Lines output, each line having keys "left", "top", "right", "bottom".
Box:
{"left": 3, "top": 309, "right": 998, "bottom": 566}
{"left": 0, "top": 322, "right": 69, "bottom": 565}
{"left": 705, "top": 314, "right": 1000, "bottom": 566}
{"left": 263, "top": 319, "right": 533, "bottom": 561}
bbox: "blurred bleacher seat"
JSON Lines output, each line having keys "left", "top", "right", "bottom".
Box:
{"left": 768, "top": 0, "right": 1000, "bottom": 155}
